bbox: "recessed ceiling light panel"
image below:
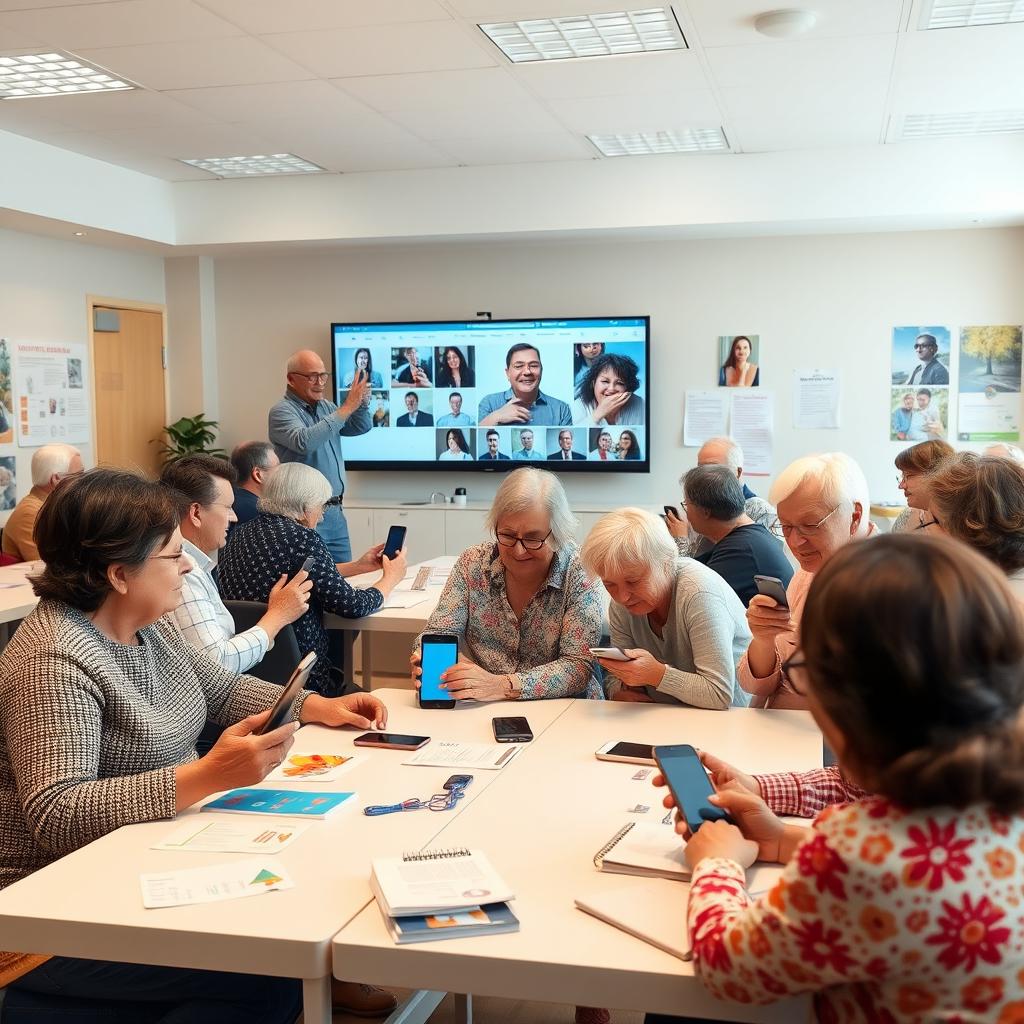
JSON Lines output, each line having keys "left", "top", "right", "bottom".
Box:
{"left": 588, "top": 128, "right": 729, "bottom": 156}
{"left": 0, "top": 51, "right": 135, "bottom": 98}
{"left": 180, "top": 153, "right": 327, "bottom": 178}
{"left": 922, "top": 0, "right": 1024, "bottom": 29}
{"left": 900, "top": 110, "right": 1024, "bottom": 138}
{"left": 480, "top": 8, "right": 686, "bottom": 63}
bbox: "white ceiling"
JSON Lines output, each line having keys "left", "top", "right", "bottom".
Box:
{"left": 0, "top": 0, "right": 1021, "bottom": 182}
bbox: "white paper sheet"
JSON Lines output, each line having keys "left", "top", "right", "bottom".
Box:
{"left": 403, "top": 741, "right": 522, "bottom": 770}
{"left": 683, "top": 390, "right": 729, "bottom": 447}
{"left": 140, "top": 859, "right": 294, "bottom": 909}
{"left": 730, "top": 391, "right": 774, "bottom": 475}
{"left": 793, "top": 369, "right": 840, "bottom": 429}
{"left": 153, "top": 820, "right": 309, "bottom": 854}
{"left": 265, "top": 751, "right": 364, "bottom": 783}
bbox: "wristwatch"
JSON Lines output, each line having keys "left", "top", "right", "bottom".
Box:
{"left": 504, "top": 674, "right": 522, "bottom": 700}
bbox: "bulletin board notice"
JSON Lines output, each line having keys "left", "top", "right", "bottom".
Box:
{"left": 14, "top": 341, "right": 90, "bottom": 448}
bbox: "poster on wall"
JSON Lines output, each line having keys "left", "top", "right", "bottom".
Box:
{"left": 890, "top": 386, "right": 948, "bottom": 442}
{"left": 956, "top": 325, "right": 1022, "bottom": 442}
{"left": 718, "top": 334, "right": 760, "bottom": 387}
{"left": 683, "top": 390, "right": 729, "bottom": 446}
{"left": 793, "top": 369, "right": 840, "bottom": 429}
{"left": 14, "top": 341, "right": 90, "bottom": 448}
{"left": 890, "top": 326, "right": 950, "bottom": 442}
{"left": 0, "top": 339, "right": 14, "bottom": 445}
{"left": 730, "top": 390, "right": 773, "bottom": 475}
{"left": 0, "top": 456, "right": 15, "bottom": 510}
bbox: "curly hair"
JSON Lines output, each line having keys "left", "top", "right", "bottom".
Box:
{"left": 579, "top": 354, "right": 640, "bottom": 408}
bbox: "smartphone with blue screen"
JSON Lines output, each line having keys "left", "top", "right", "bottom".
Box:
{"left": 653, "top": 743, "right": 733, "bottom": 834}
{"left": 418, "top": 633, "right": 458, "bottom": 709}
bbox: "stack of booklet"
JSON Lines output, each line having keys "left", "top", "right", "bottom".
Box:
{"left": 370, "top": 847, "right": 519, "bottom": 944}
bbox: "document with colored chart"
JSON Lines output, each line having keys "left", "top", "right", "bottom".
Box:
{"left": 265, "top": 752, "right": 364, "bottom": 783}
{"left": 140, "top": 859, "right": 294, "bottom": 909}
{"left": 153, "top": 819, "right": 310, "bottom": 854}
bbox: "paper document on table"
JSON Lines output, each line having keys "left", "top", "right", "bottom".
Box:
{"left": 140, "top": 859, "right": 293, "bottom": 909}
{"left": 403, "top": 741, "right": 521, "bottom": 770}
{"left": 381, "top": 591, "right": 431, "bottom": 609}
{"left": 265, "top": 752, "right": 363, "bottom": 782}
{"left": 153, "top": 819, "right": 309, "bottom": 854}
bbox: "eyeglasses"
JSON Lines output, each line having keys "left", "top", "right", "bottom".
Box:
{"left": 290, "top": 371, "right": 330, "bottom": 384}
{"left": 150, "top": 549, "right": 187, "bottom": 564}
{"left": 770, "top": 505, "right": 840, "bottom": 539}
{"left": 780, "top": 653, "right": 809, "bottom": 695}
{"left": 896, "top": 472, "right": 919, "bottom": 486}
{"left": 496, "top": 530, "right": 551, "bottom": 551}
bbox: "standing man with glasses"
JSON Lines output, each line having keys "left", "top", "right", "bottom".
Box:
{"left": 269, "top": 349, "right": 371, "bottom": 562}
{"left": 737, "top": 452, "right": 873, "bottom": 709}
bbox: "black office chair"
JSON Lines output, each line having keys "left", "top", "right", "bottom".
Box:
{"left": 223, "top": 600, "right": 301, "bottom": 685}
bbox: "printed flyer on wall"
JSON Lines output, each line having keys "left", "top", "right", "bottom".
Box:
{"left": 957, "top": 325, "right": 1022, "bottom": 442}
{"left": 14, "top": 341, "right": 90, "bottom": 447}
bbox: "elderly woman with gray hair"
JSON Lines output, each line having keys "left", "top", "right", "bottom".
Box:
{"left": 580, "top": 508, "right": 751, "bottom": 709}
{"left": 411, "top": 467, "right": 603, "bottom": 701}
{"left": 219, "top": 463, "right": 407, "bottom": 696}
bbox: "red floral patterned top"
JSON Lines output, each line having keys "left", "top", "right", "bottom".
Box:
{"left": 688, "top": 796, "right": 1024, "bottom": 1022}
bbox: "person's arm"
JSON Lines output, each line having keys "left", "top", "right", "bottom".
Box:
{"left": 338, "top": 399, "right": 371, "bottom": 438}
{"left": 5, "top": 509, "right": 39, "bottom": 562}
{"left": 306, "top": 540, "right": 385, "bottom": 619}
{"left": 557, "top": 400, "right": 573, "bottom": 426}
{"left": 753, "top": 765, "right": 868, "bottom": 818}
{"left": 268, "top": 399, "right": 340, "bottom": 456}
{"left": 601, "top": 602, "right": 633, "bottom": 698}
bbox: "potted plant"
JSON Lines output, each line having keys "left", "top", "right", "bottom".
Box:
{"left": 153, "top": 413, "right": 226, "bottom": 464}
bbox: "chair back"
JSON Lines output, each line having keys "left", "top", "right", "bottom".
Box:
{"left": 223, "top": 600, "right": 302, "bottom": 685}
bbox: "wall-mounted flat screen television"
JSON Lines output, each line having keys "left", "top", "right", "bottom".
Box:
{"left": 331, "top": 316, "right": 650, "bottom": 473}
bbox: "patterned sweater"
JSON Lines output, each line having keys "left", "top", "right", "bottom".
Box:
{"left": 0, "top": 600, "right": 310, "bottom": 982}
{"left": 689, "top": 796, "right": 1024, "bottom": 1021}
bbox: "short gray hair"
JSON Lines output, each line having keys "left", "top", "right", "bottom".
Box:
{"left": 984, "top": 442, "right": 1024, "bottom": 464}
{"left": 770, "top": 452, "right": 870, "bottom": 535}
{"left": 485, "top": 467, "right": 576, "bottom": 551}
{"left": 683, "top": 465, "right": 745, "bottom": 521}
{"left": 258, "top": 463, "right": 331, "bottom": 520}
{"left": 31, "top": 444, "right": 81, "bottom": 487}
{"left": 580, "top": 508, "right": 678, "bottom": 586}
{"left": 691, "top": 436, "right": 743, "bottom": 478}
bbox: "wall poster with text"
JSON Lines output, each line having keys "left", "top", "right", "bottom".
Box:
{"left": 957, "top": 325, "right": 1022, "bottom": 442}
{"left": 14, "top": 341, "right": 91, "bottom": 448}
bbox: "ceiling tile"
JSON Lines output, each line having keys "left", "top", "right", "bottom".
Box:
{"left": 165, "top": 80, "right": 370, "bottom": 123}
{"left": 386, "top": 100, "right": 565, "bottom": 139}
{"left": 0, "top": 89, "right": 220, "bottom": 132}
{"left": 729, "top": 110, "right": 883, "bottom": 152}
{"left": 514, "top": 50, "right": 707, "bottom": 99}
{"left": 336, "top": 68, "right": 531, "bottom": 112}
{"left": 53, "top": 121, "right": 278, "bottom": 159}
{"left": 194, "top": 0, "right": 452, "bottom": 34}
{"left": 447, "top": 0, "right": 645, "bottom": 17}
{"left": 546, "top": 90, "right": 723, "bottom": 133}
{"left": 438, "top": 131, "right": 593, "bottom": 165}
{"left": 258, "top": 124, "right": 458, "bottom": 172}
{"left": 76, "top": 36, "right": 315, "bottom": 90}
{"left": 0, "top": 0, "right": 241, "bottom": 50}
{"left": 262, "top": 21, "right": 496, "bottom": 78}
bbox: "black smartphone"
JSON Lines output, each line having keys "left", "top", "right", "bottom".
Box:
{"left": 663, "top": 504, "right": 679, "bottom": 519}
{"left": 419, "top": 633, "right": 458, "bottom": 709}
{"left": 653, "top": 743, "right": 732, "bottom": 834}
{"left": 595, "top": 741, "right": 655, "bottom": 765}
{"left": 382, "top": 525, "right": 407, "bottom": 560}
{"left": 257, "top": 651, "right": 317, "bottom": 735}
{"left": 492, "top": 716, "right": 533, "bottom": 743}
{"left": 353, "top": 732, "right": 430, "bottom": 750}
{"left": 296, "top": 554, "right": 315, "bottom": 576}
{"left": 753, "top": 574, "right": 789, "bottom": 609}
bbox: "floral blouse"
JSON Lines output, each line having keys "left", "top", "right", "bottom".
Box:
{"left": 418, "top": 542, "right": 603, "bottom": 699}
{"left": 689, "top": 796, "right": 1024, "bottom": 1022}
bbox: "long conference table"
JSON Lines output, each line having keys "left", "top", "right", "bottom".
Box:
{"left": 0, "top": 689, "right": 818, "bottom": 1024}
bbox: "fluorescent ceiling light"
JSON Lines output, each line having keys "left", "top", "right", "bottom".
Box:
{"left": 480, "top": 8, "right": 685, "bottom": 63}
{"left": 900, "top": 110, "right": 1024, "bottom": 138}
{"left": 0, "top": 51, "right": 135, "bottom": 98}
{"left": 180, "top": 153, "right": 327, "bottom": 178}
{"left": 921, "top": 0, "right": 1024, "bottom": 29}
{"left": 588, "top": 128, "right": 729, "bottom": 156}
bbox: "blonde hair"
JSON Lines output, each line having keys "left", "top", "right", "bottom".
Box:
{"left": 580, "top": 508, "right": 677, "bottom": 586}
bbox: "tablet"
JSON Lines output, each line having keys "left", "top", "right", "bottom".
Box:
{"left": 257, "top": 651, "right": 318, "bottom": 735}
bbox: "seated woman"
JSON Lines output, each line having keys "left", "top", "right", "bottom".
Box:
{"left": 892, "top": 437, "right": 954, "bottom": 532}
{"left": 219, "top": 463, "right": 407, "bottom": 697}
{"left": 580, "top": 508, "right": 750, "bottom": 709}
{"left": 411, "top": 467, "right": 603, "bottom": 700}
{"left": 666, "top": 534, "right": 1024, "bottom": 1020}
{"left": 0, "top": 469, "right": 390, "bottom": 1021}
{"left": 573, "top": 354, "right": 645, "bottom": 426}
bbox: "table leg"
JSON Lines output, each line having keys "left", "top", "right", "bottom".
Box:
{"left": 454, "top": 992, "right": 473, "bottom": 1024}
{"left": 384, "top": 989, "right": 446, "bottom": 1024}
{"left": 302, "top": 975, "right": 333, "bottom": 1024}
{"left": 362, "top": 630, "right": 374, "bottom": 689}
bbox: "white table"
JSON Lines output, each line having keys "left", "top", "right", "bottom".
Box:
{"left": 333, "top": 700, "right": 822, "bottom": 1023}
{"left": 0, "top": 690, "right": 573, "bottom": 1024}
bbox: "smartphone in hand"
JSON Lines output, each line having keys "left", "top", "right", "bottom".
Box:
{"left": 382, "top": 525, "right": 407, "bottom": 560}
{"left": 653, "top": 743, "right": 732, "bottom": 834}
{"left": 753, "top": 574, "right": 789, "bottom": 609}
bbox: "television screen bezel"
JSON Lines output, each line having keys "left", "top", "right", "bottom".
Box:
{"left": 330, "top": 315, "right": 651, "bottom": 473}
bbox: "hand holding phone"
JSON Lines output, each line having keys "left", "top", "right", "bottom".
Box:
{"left": 419, "top": 633, "right": 458, "bottom": 709}
{"left": 383, "top": 525, "right": 407, "bottom": 560}
{"left": 663, "top": 505, "right": 679, "bottom": 520}
{"left": 257, "top": 652, "right": 317, "bottom": 735}
{"left": 752, "top": 574, "right": 789, "bottom": 609}
{"left": 653, "top": 743, "right": 733, "bottom": 835}
{"left": 589, "top": 646, "right": 634, "bottom": 662}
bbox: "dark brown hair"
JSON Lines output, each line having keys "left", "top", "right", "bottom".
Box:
{"left": 894, "top": 438, "right": 954, "bottom": 475}
{"left": 160, "top": 453, "right": 236, "bottom": 507}
{"left": 723, "top": 335, "right": 752, "bottom": 370}
{"left": 33, "top": 469, "right": 180, "bottom": 612}
{"left": 929, "top": 452, "right": 1024, "bottom": 572}
{"left": 802, "top": 533, "right": 1024, "bottom": 814}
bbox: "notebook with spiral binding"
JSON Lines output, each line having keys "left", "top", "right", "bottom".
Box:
{"left": 370, "top": 848, "right": 515, "bottom": 917}
{"left": 592, "top": 821, "right": 689, "bottom": 880}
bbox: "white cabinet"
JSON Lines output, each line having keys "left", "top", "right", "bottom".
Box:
{"left": 575, "top": 511, "right": 606, "bottom": 544}
{"left": 371, "top": 508, "right": 445, "bottom": 565}
{"left": 444, "top": 508, "right": 490, "bottom": 554}
{"left": 343, "top": 506, "right": 375, "bottom": 559}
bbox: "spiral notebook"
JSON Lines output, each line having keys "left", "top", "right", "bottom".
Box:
{"left": 370, "top": 848, "right": 515, "bottom": 917}
{"left": 593, "top": 821, "right": 689, "bottom": 880}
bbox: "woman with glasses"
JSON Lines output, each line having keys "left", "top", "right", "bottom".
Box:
{"left": 580, "top": 508, "right": 751, "bottom": 709}
{"left": 891, "top": 438, "right": 954, "bottom": 532}
{"left": 0, "top": 469, "right": 389, "bottom": 1021}
{"left": 410, "top": 467, "right": 603, "bottom": 701}
{"left": 660, "top": 534, "right": 1024, "bottom": 1020}
{"left": 738, "top": 452, "right": 873, "bottom": 709}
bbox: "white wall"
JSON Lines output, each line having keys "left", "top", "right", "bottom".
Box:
{"left": 0, "top": 226, "right": 166, "bottom": 518}
{"left": 210, "top": 226, "right": 1023, "bottom": 509}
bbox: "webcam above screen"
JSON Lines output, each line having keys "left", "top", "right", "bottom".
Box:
{"left": 331, "top": 316, "right": 651, "bottom": 474}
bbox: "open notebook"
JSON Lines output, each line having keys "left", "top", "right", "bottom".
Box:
{"left": 592, "top": 821, "right": 689, "bottom": 880}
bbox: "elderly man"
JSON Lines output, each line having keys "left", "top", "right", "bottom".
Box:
{"left": 512, "top": 428, "right": 544, "bottom": 460}
{"left": 1, "top": 443, "right": 82, "bottom": 561}
{"left": 667, "top": 436, "right": 776, "bottom": 557}
{"left": 229, "top": 440, "right": 279, "bottom": 532}
{"left": 547, "top": 428, "right": 585, "bottom": 461}
{"left": 738, "top": 452, "right": 873, "bottom": 709}
{"left": 905, "top": 333, "right": 949, "bottom": 386}
{"left": 478, "top": 344, "right": 572, "bottom": 426}
{"left": 682, "top": 465, "right": 793, "bottom": 606}
{"left": 984, "top": 442, "right": 1024, "bottom": 462}
{"left": 268, "top": 349, "right": 370, "bottom": 562}
{"left": 907, "top": 388, "right": 944, "bottom": 441}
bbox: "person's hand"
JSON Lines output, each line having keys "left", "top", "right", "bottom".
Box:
{"left": 483, "top": 398, "right": 531, "bottom": 425}
{"left": 351, "top": 543, "right": 385, "bottom": 575}
{"left": 410, "top": 649, "right": 422, "bottom": 688}
{"left": 699, "top": 751, "right": 761, "bottom": 797}
{"left": 591, "top": 390, "right": 631, "bottom": 424}
{"left": 381, "top": 549, "right": 407, "bottom": 584}
{"left": 664, "top": 507, "right": 689, "bottom": 538}
{"left": 745, "top": 594, "right": 792, "bottom": 645}
{"left": 598, "top": 648, "right": 665, "bottom": 688}
{"left": 441, "top": 660, "right": 506, "bottom": 701}
{"left": 338, "top": 369, "right": 370, "bottom": 417}
{"left": 611, "top": 686, "right": 653, "bottom": 702}
{"left": 202, "top": 711, "right": 297, "bottom": 790}
{"left": 262, "top": 570, "right": 312, "bottom": 634}
{"left": 410, "top": 366, "right": 430, "bottom": 388}
{"left": 683, "top": 817, "right": 758, "bottom": 872}
{"left": 301, "top": 692, "right": 388, "bottom": 730}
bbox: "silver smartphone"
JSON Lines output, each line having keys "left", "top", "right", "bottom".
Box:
{"left": 589, "top": 646, "right": 634, "bottom": 661}
{"left": 257, "top": 651, "right": 317, "bottom": 735}
{"left": 595, "top": 740, "right": 656, "bottom": 766}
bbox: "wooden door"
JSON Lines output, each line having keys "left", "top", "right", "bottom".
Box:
{"left": 93, "top": 307, "right": 166, "bottom": 476}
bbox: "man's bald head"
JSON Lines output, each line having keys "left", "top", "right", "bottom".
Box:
{"left": 286, "top": 349, "right": 329, "bottom": 403}
{"left": 697, "top": 436, "right": 743, "bottom": 477}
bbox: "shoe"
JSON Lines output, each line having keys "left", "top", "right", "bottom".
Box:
{"left": 331, "top": 981, "right": 399, "bottom": 1018}
{"left": 575, "top": 1008, "right": 611, "bottom": 1024}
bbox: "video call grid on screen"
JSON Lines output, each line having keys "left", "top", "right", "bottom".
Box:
{"left": 331, "top": 317, "right": 651, "bottom": 472}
